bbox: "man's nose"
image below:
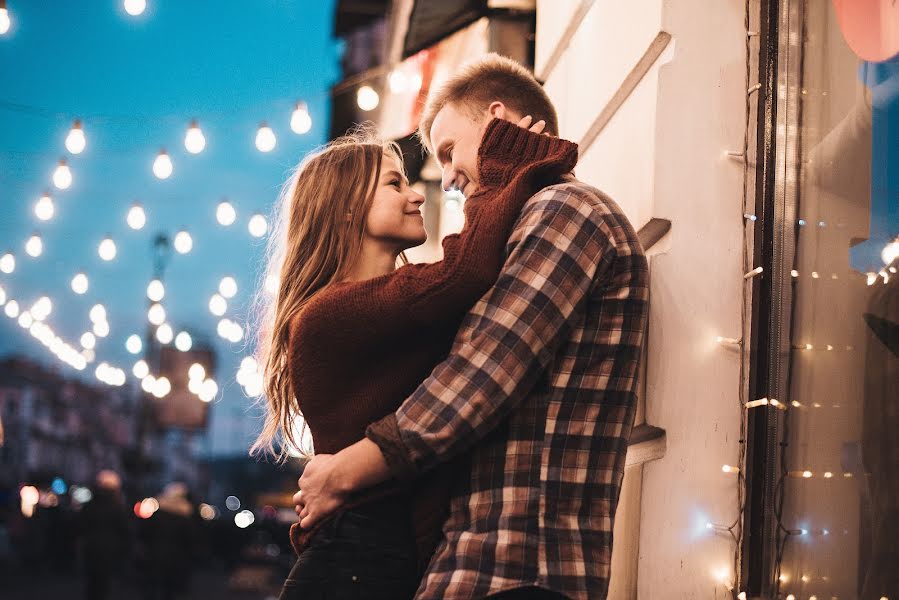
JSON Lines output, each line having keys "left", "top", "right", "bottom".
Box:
{"left": 441, "top": 169, "right": 458, "bottom": 193}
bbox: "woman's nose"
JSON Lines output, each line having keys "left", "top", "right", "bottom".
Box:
{"left": 410, "top": 191, "right": 425, "bottom": 206}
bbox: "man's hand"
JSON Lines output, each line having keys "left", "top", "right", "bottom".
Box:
{"left": 516, "top": 114, "right": 549, "bottom": 135}
{"left": 293, "top": 453, "right": 348, "bottom": 529}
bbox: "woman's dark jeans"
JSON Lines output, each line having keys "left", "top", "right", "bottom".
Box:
{"left": 279, "top": 502, "right": 421, "bottom": 600}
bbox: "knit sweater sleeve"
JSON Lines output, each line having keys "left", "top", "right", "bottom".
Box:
{"left": 385, "top": 118, "right": 579, "bottom": 324}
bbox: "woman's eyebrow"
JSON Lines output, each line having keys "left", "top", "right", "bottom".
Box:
{"left": 380, "top": 169, "right": 408, "bottom": 183}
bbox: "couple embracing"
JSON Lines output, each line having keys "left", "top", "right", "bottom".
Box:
{"left": 253, "top": 53, "right": 649, "bottom": 600}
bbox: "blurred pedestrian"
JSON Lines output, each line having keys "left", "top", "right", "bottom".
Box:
{"left": 139, "top": 482, "right": 198, "bottom": 600}
{"left": 76, "top": 469, "right": 131, "bottom": 600}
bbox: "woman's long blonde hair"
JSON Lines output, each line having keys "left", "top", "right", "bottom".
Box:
{"left": 251, "top": 128, "right": 405, "bottom": 461}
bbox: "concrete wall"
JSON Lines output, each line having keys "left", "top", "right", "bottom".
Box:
{"left": 536, "top": 1, "right": 749, "bottom": 596}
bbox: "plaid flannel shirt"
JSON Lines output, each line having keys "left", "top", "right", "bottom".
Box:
{"left": 366, "top": 178, "right": 649, "bottom": 600}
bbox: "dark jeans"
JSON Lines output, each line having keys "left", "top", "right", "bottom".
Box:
{"left": 279, "top": 503, "right": 420, "bottom": 600}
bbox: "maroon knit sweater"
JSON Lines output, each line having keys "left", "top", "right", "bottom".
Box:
{"left": 287, "top": 118, "right": 578, "bottom": 568}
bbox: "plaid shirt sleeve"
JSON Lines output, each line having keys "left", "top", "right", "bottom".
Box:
{"left": 366, "top": 185, "right": 618, "bottom": 479}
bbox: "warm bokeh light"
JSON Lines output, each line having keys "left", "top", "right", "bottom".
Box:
{"left": 98, "top": 237, "right": 117, "bottom": 261}
{"left": 124, "top": 0, "right": 147, "bottom": 17}
{"left": 126, "top": 334, "right": 143, "bottom": 354}
{"left": 89, "top": 303, "right": 107, "bottom": 323}
{"left": 357, "top": 85, "right": 380, "bottom": 111}
{"left": 147, "top": 303, "right": 166, "bottom": 325}
{"left": 156, "top": 323, "right": 174, "bottom": 344}
{"left": 65, "top": 120, "right": 86, "bottom": 154}
{"left": 71, "top": 272, "right": 89, "bottom": 295}
{"left": 290, "top": 102, "right": 312, "bottom": 134}
{"left": 209, "top": 294, "right": 227, "bottom": 316}
{"left": 248, "top": 213, "right": 268, "bottom": 238}
{"left": 175, "top": 331, "right": 192, "bottom": 352}
{"left": 0, "top": 7, "right": 11, "bottom": 36}
{"left": 92, "top": 320, "right": 110, "bottom": 338}
{"left": 173, "top": 230, "right": 193, "bottom": 254}
{"left": 53, "top": 159, "right": 73, "bottom": 189}
{"left": 127, "top": 202, "right": 146, "bottom": 230}
{"left": 0, "top": 252, "right": 15, "bottom": 274}
{"left": 219, "top": 276, "right": 237, "bottom": 298}
{"left": 184, "top": 119, "right": 206, "bottom": 154}
{"left": 216, "top": 200, "right": 236, "bottom": 226}
{"left": 188, "top": 363, "right": 206, "bottom": 382}
{"left": 25, "top": 234, "right": 43, "bottom": 258}
{"left": 147, "top": 279, "right": 165, "bottom": 302}
{"left": 80, "top": 332, "right": 96, "bottom": 350}
{"left": 255, "top": 122, "right": 276, "bottom": 152}
{"left": 34, "top": 194, "right": 55, "bottom": 221}
{"left": 133, "top": 359, "right": 149, "bottom": 379}
{"left": 153, "top": 150, "right": 173, "bottom": 179}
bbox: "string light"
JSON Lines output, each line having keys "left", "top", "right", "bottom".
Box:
{"left": 71, "top": 272, "right": 89, "bottom": 295}
{"left": 199, "top": 378, "right": 218, "bottom": 402}
{"left": 80, "top": 332, "right": 96, "bottom": 350}
{"left": 248, "top": 213, "right": 267, "bottom": 238}
{"left": 133, "top": 359, "right": 149, "bottom": 379}
{"left": 357, "top": 85, "right": 380, "bottom": 111}
{"left": 93, "top": 320, "right": 110, "bottom": 338}
{"left": 126, "top": 334, "right": 142, "bottom": 354}
{"left": 188, "top": 363, "right": 206, "bottom": 382}
{"left": 127, "top": 202, "right": 146, "bottom": 230}
{"left": 173, "top": 230, "right": 193, "bottom": 254}
{"left": 208, "top": 294, "right": 227, "bottom": 316}
{"left": 216, "top": 200, "right": 236, "bottom": 226}
{"left": 53, "top": 159, "right": 72, "bottom": 189}
{"left": 184, "top": 119, "right": 206, "bottom": 154}
{"left": 147, "top": 303, "right": 166, "bottom": 325}
{"left": 25, "top": 233, "right": 43, "bottom": 258}
{"left": 123, "top": 0, "right": 147, "bottom": 17}
{"left": 141, "top": 374, "right": 156, "bottom": 393}
{"left": 218, "top": 276, "right": 237, "bottom": 298}
{"left": 152, "top": 376, "right": 171, "bottom": 398}
{"left": 156, "top": 323, "right": 173, "bottom": 344}
{"left": 98, "top": 236, "right": 117, "bottom": 261}
{"left": 5, "top": 299, "right": 19, "bottom": 318}
{"left": 0, "top": 2, "right": 10, "bottom": 35}
{"left": 0, "top": 252, "right": 14, "bottom": 273}
{"left": 175, "top": 331, "right": 192, "bottom": 352}
{"left": 146, "top": 279, "right": 165, "bottom": 302}
{"left": 34, "top": 193, "right": 55, "bottom": 221}
{"left": 153, "top": 149, "right": 173, "bottom": 179}
{"left": 18, "top": 311, "right": 33, "bottom": 329}
{"left": 89, "top": 303, "right": 107, "bottom": 324}
{"left": 65, "top": 120, "right": 86, "bottom": 154}
{"left": 290, "top": 102, "right": 312, "bottom": 134}
{"left": 31, "top": 296, "right": 52, "bottom": 321}
{"left": 255, "top": 122, "right": 276, "bottom": 152}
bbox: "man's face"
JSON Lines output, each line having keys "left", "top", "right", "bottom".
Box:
{"left": 429, "top": 101, "right": 520, "bottom": 198}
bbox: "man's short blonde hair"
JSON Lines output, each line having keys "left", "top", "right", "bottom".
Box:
{"left": 418, "top": 53, "right": 558, "bottom": 154}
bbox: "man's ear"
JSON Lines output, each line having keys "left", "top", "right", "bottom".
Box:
{"left": 488, "top": 101, "right": 507, "bottom": 120}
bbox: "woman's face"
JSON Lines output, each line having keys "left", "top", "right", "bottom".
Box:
{"left": 363, "top": 154, "right": 427, "bottom": 251}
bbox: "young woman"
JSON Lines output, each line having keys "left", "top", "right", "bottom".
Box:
{"left": 253, "top": 116, "right": 578, "bottom": 599}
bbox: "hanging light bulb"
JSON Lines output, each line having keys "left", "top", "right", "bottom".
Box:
{"left": 65, "top": 120, "right": 86, "bottom": 154}
{"left": 290, "top": 102, "right": 312, "bottom": 134}
{"left": 53, "top": 159, "right": 73, "bottom": 190}
{"left": 89, "top": 304, "right": 107, "bottom": 323}
{"left": 209, "top": 294, "right": 227, "bottom": 317}
{"left": 218, "top": 276, "right": 237, "bottom": 299}
{"left": 147, "top": 303, "right": 166, "bottom": 325}
{"left": 248, "top": 213, "right": 268, "bottom": 238}
{"left": 98, "top": 236, "right": 117, "bottom": 261}
{"left": 175, "top": 331, "right": 192, "bottom": 352}
{"left": 184, "top": 119, "right": 206, "bottom": 154}
{"left": 126, "top": 334, "right": 143, "bottom": 354}
{"left": 153, "top": 149, "right": 173, "bottom": 179}
{"left": 0, "top": 252, "right": 14, "bottom": 273}
{"left": 0, "top": 2, "right": 11, "bottom": 35}
{"left": 71, "top": 272, "right": 89, "bottom": 295}
{"left": 216, "top": 200, "right": 236, "bottom": 226}
{"left": 123, "top": 0, "right": 147, "bottom": 16}
{"left": 173, "top": 230, "right": 193, "bottom": 254}
{"left": 388, "top": 70, "right": 408, "bottom": 94}
{"left": 255, "top": 122, "right": 276, "bottom": 152}
{"left": 25, "top": 233, "right": 43, "bottom": 258}
{"left": 127, "top": 202, "right": 146, "bottom": 230}
{"left": 156, "top": 323, "right": 174, "bottom": 344}
{"left": 357, "top": 85, "right": 380, "bottom": 111}
{"left": 34, "top": 193, "right": 55, "bottom": 221}
{"left": 93, "top": 320, "right": 110, "bottom": 338}
{"left": 80, "top": 332, "right": 96, "bottom": 350}
{"left": 133, "top": 359, "right": 149, "bottom": 379}
{"left": 146, "top": 279, "right": 165, "bottom": 301}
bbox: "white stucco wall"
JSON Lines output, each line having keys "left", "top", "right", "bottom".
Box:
{"left": 537, "top": 1, "right": 749, "bottom": 596}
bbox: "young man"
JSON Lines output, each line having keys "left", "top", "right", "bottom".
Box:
{"left": 294, "top": 53, "right": 649, "bottom": 600}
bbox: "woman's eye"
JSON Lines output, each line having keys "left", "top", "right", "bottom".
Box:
{"left": 390, "top": 180, "right": 401, "bottom": 188}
